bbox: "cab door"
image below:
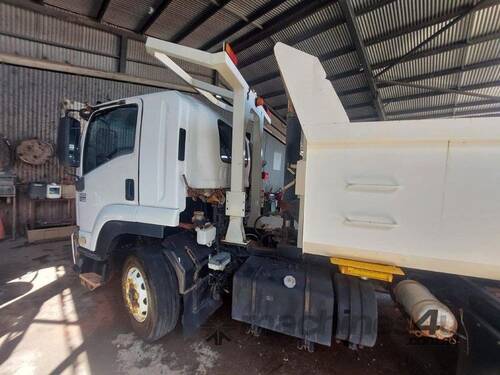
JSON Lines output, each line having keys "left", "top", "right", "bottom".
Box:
{"left": 77, "top": 99, "right": 142, "bottom": 247}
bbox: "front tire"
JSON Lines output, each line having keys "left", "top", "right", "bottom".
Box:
{"left": 121, "top": 248, "right": 180, "bottom": 341}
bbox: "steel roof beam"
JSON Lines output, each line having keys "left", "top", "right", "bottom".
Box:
{"left": 383, "top": 80, "right": 500, "bottom": 103}
{"left": 319, "top": 45, "right": 357, "bottom": 61}
{"left": 354, "top": 0, "right": 397, "bottom": 16}
{"left": 96, "top": 0, "right": 111, "bottom": 22}
{"left": 339, "top": 0, "right": 385, "bottom": 120}
{"left": 231, "top": 0, "right": 332, "bottom": 53}
{"left": 338, "top": 86, "right": 370, "bottom": 96}
{"left": 350, "top": 114, "right": 379, "bottom": 121}
{"left": 200, "top": 0, "right": 288, "bottom": 51}
{"left": 372, "top": 31, "right": 500, "bottom": 71}
{"left": 138, "top": 0, "right": 174, "bottom": 34}
{"left": 377, "top": 80, "right": 500, "bottom": 102}
{"left": 392, "top": 107, "right": 500, "bottom": 120}
{"left": 374, "top": 0, "right": 495, "bottom": 79}
{"left": 458, "top": 112, "right": 500, "bottom": 118}
{"left": 345, "top": 101, "right": 374, "bottom": 109}
{"left": 377, "top": 58, "right": 500, "bottom": 88}
{"left": 169, "top": 0, "right": 232, "bottom": 43}
{"left": 354, "top": 106, "right": 500, "bottom": 121}
{"left": 388, "top": 99, "right": 500, "bottom": 117}
{"left": 365, "top": 0, "right": 500, "bottom": 48}
{"left": 365, "top": 9, "right": 466, "bottom": 47}
{"left": 327, "top": 68, "right": 362, "bottom": 81}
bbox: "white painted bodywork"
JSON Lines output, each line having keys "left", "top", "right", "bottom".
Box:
{"left": 275, "top": 42, "right": 500, "bottom": 280}
{"left": 145, "top": 37, "right": 270, "bottom": 244}
{"left": 78, "top": 91, "right": 246, "bottom": 251}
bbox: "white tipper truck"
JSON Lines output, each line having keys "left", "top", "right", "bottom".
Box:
{"left": 57, "top": 38, "right": 500, "bottom": 366}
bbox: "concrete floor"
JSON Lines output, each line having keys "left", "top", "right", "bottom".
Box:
{"left": 0, "top": 239, "right": 457, "bottom": 375}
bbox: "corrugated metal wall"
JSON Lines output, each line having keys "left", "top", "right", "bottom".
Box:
{"left": 0, "top": 64, "right": 164, "bottom": 234}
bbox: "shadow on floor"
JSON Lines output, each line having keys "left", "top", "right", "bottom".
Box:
{"left": 0, "top": 238, "right": 458, "bottom": 374}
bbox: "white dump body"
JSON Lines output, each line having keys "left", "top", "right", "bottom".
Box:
{"left": 275, "top": 42, "right": 500, "bottom": 280}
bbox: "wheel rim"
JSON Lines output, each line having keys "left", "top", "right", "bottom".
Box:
{"left": 124, "top": 266, "right": 148, "bottom": 322}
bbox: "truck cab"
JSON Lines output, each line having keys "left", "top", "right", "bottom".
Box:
{"left": 65, "top": 91, "right": 250, "bottom": 255}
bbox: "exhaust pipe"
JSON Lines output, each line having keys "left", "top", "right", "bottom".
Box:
{"left": 394, "top": 280, "right": 457, "bottom": 340}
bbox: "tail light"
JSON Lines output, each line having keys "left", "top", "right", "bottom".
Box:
{"left": 224, "top": 42, "right": 238, "bottom": 66}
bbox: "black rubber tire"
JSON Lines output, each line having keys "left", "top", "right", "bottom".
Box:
{"left": 121, "top": 248, "right": 180, "bottom": 342}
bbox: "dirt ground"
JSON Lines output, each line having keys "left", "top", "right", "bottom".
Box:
{"left": 0, "top": 238, "right": 458, "bottom": 375}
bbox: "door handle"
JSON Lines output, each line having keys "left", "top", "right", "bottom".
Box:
{"left": 125, "top": 179, "right": 134, "bottom": 201}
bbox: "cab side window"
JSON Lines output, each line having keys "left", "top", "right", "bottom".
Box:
{"left": 217, "top": 119, "right": 249, "bottom": 165}
{"left": 218, "top": 120, "right": 232, "bottom": 163}
{"left": 83, "top": 105, "right": 138, "bottom": 174}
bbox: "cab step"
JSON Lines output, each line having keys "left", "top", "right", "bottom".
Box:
{"left": 79, "top": 272, "right": 103, "bottom": 291}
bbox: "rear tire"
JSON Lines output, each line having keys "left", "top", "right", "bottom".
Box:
{"left": 121, "top": 248, "right": 180, "bottom": 342}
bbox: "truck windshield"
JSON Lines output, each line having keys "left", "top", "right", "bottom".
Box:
{"left": 83, "top": 104, "right": 138, "bottom": 174}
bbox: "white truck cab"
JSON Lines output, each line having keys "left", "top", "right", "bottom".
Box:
{"left": 75, "top": 91, "right": 249, "bottom": 253}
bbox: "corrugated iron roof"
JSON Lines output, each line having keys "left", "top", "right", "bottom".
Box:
{"left": 3, "top": 0, "right": 500, "bottom": 121}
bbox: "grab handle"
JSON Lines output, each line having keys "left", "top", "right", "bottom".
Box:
{"left": 343, "top": 217, "right": 399, "bottom": 229}
{"left": 346, "top": 183, "right": 401, "bottom": 192}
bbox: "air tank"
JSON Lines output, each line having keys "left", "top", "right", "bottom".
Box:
{"left": 394, "top": 280, "right": 457, "bottom": 340}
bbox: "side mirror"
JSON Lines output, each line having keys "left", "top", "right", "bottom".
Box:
{"left": 57, "top": 116, "right": 81, "bottom": 168}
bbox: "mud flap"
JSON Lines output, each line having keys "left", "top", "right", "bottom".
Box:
{"left": 161, "top": 232, "right": 221, "bottom": 335}
{"left": 182, "top": 275, "right": 222, "bottom": 335}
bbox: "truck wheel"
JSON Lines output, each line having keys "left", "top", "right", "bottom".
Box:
{"left": 121, "top": 249, "right": 180, "bottom": 341}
